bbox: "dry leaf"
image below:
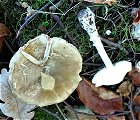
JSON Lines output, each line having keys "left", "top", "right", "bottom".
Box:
{"left": 130, "top": 96, "right": 140, "bottom": 120}
{"left": 66, "top": 106, "right": 98, "bottom": 120}
{"left": 117, "top": 81, "right": 131, "bottom": 96}
{"left": 133, "top": 10, "right": 140, "bottom": 26}
{"left": 132, "top": 10, "right": 140, "bottom": 40}
{"left": 0, "top": 68, "right": 36, "bottom": 120}
{"left": 0, "top": 23, "right": 11, "bottom": 37}
{"left": 107, "top": 115, "right": 125, "bottom": 120}
{"left": 83, "top": 0, "right": 117, "bottom": 6}
{"left": 128, "top": 67, "right": 140, "bottom": 86}
{"left": 76, "top": 78, "right": 123, "bottom": 115}
{"left": 76, "top": 114, "right": 97, "bottom": 120}
{"left": 0, "top": 23, "right": 11, "bottom": 50}
{"left": 38, "top": 25, "right": 46, "bottom": 32}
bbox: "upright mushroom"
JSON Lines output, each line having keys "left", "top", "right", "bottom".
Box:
{"left": 9, "top": 34, "right": 82, "bottom": 106}
{"left": 78, "top": 7, "right": 132, "bottom": 87}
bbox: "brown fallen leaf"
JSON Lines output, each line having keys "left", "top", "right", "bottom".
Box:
{"left": 38, "top": 25, "right": 46, "bottom": 32}
{"left": 132, "top": 9, "right": 140, "bottom": 40}
{"left": 133, "top": 10, "right": 140, "bottom": 26}
{"left": 83, "top": 0, "right": 117, "bottom": 6}
{"left": 128, "top": 67, "right": 140, "bottom": 86}
{"left": 0, "top": 23, "right": 11, "bottom": 50}
{"left": 117, "top": 81, "right": 131, "bottom": 96}
{"left": 107, "top": 115, "right": 125, "bottom": 120}
{"left": 0, "top": 23, "right": 11, "bottom": 37}
{"left": 76, "top": 113, "right": 97, "bottom": 120}
{"left": 130, "top": 95, "right": 140, "bottom": 120}
{"left": 66, "top": 106, "right": 98, "bottom": 120}
{"left": 76, "top": 78, "right": 123, "bottom": 115}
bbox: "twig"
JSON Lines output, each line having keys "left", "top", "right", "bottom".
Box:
{"left": 0, "top": 61, "right": 9, "bottom": 64}
{"left": 101, "top": 38, "right": 129, "bottom": 54}
{"left": 96, "top": 15, "right": 116, "bottom": 28}
{"left": 64, "top": 101, "right": 80, "bottom": 120}
{"left": 129, "top": 85, "right": 136, "bottom": 120}
{"left": 49, "top": 0, "right": 62, "bottom": 12}
{"left": 16, "top": 0, "right": 56, "bottom": 38}
{"left": 50, "top": 14, "right": 77, "bottom": 46}
{"left": 80, "top": 70, "right": 97, "bottom": 76}
{"left": 40, "top": 107, "right": 62, "bottom": 120}
{"left": 82, "top": 63, "right": 101, "bottom": 66}
{"left": 4, "top": 39, "right": 15, "bottom": 54}
{"left": 133, "top": 87, "right": 140, "bottom": 99}
{"left": 47, "top": 2, "right": 81, "bottom": 43}
{"left": 62, "top": 1, "right": 82, "bottom": 16}
{"left": 28, "top": 10, "right": 63, "bottom": 15}
{"left": 5, "top": 117, "right": 10, "bottom": 120}
{"left": 101, "top": 38, "right": 120, "bottom": 48}
{"left": 83, "top": 53, "right": 99, "bottom": 63}
{"left": 76, "top": 110, "right": 131, "bottom": 118}
{"left": 55, "top": 104, "right": 67, "bottom": 120}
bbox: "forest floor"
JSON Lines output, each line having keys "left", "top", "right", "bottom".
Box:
{"left": 0, "top": 0, "right": 140, "bottom": 120}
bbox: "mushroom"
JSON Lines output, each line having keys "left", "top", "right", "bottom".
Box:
{"left": 9, "top": 34, "right": 82, "bottom": 106}
{"left": 78, "top": 7, "right": 132, "bottom": 87}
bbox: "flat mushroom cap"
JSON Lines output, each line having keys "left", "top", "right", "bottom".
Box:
{"left": 9, "top": 34, "right": 82, "bottom": 106}
{"left": 92, "top": 61, "right": 132, "bottom": 87}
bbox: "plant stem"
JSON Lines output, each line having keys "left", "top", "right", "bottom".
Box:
{"left": 90, "top": 36, "right": 114, "bottom": 68}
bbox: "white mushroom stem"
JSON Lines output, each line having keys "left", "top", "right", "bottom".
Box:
{"left": 78, "top": 7, "right": 113, "bottom": 68}
{"left": 78, "top": 7, "right": 132, "bottom": 87}
{"left": 90, "top": 36, "right": 114, "bottom": 68}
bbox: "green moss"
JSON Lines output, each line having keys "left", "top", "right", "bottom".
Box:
{"left": 33, "top": 108, "right": 55, "bottom": 120}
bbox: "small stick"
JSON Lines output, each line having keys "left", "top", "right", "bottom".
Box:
{"left": 101, "top": 38, "right": 120, "bottom": 48}
{"left": 0, "top": 61, "right": 9, "bottom": 64}
{"left": 50, "top": 14, "right": 77, "bottom": 46}
{"left": 16, "top": 0, "right": 56, "bottom": 38}
{"left": 55, "top": 104, "right": 67, "bottom": 120}
{"left": 129, "top": 85, "right": 136, "bottom": 120}
{"left": 4, "top": 39, "right": 15, "bottom": 54}
{"left": 64, "top": 101, "right": 80, "bottom": 120}
{"left": 82, "top": 63, "right": 101, "bottom": 66}
{"left": 40, "top": 107, "right": 62, "bottom": 120}
{"left": 76, "top": 110, "right": 131, "bottom": 118}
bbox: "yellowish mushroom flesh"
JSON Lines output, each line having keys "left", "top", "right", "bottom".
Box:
{"left": 9, "top": 34, "right": 82, "bottom": 106}
{"left": 41, "top": 72, "right": 55, "bottom": 91}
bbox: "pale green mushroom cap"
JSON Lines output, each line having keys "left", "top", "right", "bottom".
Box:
{"left": 9, "top": 34, "right": 82, "bottom": 106}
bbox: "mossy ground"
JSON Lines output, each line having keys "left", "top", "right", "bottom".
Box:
{"left": 0, "top": 0, "right": 139, "bottom": 119}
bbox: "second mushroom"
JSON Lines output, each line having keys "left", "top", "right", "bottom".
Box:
{"left": 78, "top": 7, "right": 132, "bottom": 87}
